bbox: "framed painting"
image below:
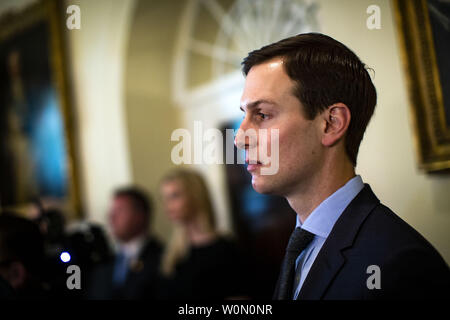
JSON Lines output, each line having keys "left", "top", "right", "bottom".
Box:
{"left": 394, "top": 0, "right": 450, "bottom": 172}
{"left": 0, "top": 0, "right": 81, "bottom": 218}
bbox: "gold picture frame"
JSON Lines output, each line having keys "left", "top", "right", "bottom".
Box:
{"left": 0, "top": 0, "right": 82, "bottom": 219}
{"left": 393, "top": 0, "right": 450, "bottom": 172}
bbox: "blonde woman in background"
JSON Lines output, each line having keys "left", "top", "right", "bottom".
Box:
{"left": 157, "top": 168, "right": 251, "bottom": 300}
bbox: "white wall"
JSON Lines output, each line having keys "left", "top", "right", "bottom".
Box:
{"left": 65, "top": 0, "right": 136, "bottom": 224}
{"left": 123, "top": 0, "right": 186, "bottom": 243}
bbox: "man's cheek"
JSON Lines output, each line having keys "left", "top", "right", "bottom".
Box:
{"left": 260, "top": 129, "right": 280, "bottom": 175}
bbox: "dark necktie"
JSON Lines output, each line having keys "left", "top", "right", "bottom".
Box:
{"left": 275, "top": 227, "right": 315, "bottom": 300}
{"left": 113, "top": 251, "right": 129, "bottom": 287}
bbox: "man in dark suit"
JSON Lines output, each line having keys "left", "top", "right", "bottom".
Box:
{"left": 235, "top": 32, "right": 450, "bottom": 300}
{"left": 87, "top": 186, "right": 162, "bottom": 300}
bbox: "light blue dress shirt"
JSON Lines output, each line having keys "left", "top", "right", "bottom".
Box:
{"left": 292, "top": 175, "right": 365, "bottom": 299}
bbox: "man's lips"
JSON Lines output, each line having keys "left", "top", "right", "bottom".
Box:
{"left": 245, "top": 153, "right": 263, "bottom": 172}
{"left": 246, "top": 163, "right": 262, "bottom": 172}
{"left": 245, "top": 152, "right": 263, "bottom": 172}
{"left": 246, "top": 158, "right": 263, "bottom": 172}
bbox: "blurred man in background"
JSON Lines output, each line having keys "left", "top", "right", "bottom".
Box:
{"left": 87, "top": 186, "right": 162, "bottom": 300}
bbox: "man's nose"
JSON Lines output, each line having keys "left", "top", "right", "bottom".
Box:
{"left": 234, "top": 118, "right": 256, "bottom": 150}
{"left": 234, "top": 131, "right": 245, "bottom": 150}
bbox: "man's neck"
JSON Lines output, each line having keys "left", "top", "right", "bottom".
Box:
{"left": 286, "top": 159, "right": 355, "bottom": 224}
{"left": 117, "top": 233, "right": 147, "bottom": 256}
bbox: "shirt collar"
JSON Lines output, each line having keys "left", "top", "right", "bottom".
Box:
{"left": 116, "top": 234, "right": 146, "bottom": 259}
{"left": 296, "top": 175, "right": 364, "bottom": 238}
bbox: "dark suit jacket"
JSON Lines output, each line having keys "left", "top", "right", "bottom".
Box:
{"left": 274, "top": 184, "right": 450, "bottom": 300}
{"left": 87, "top": 236, "right": 162, "bottom": 300}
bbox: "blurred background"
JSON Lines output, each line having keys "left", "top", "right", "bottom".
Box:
{"left": 0, "top": 0, "right": 449, "bottom": 299}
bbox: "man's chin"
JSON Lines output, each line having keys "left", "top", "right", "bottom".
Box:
{"left": 251, "top": 174, "right": 277, "bottom": 195}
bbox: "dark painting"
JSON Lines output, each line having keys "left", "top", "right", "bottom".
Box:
{"left": 0, "top": 20, "right": 68, "bottom": 207}
{"left": 427, "top": 0, "right": 450, "bottom": 127}
{"left": 394, "top": 0, "right": 450, "bottom": 171}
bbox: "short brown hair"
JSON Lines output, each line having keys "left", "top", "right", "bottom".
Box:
{"left": 242, "top": 33, "right": 377, "bottom": 166}
{"left": 114, "top": 186, "right": 153, "bottom": 221}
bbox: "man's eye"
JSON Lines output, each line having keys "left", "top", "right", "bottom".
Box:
{"left": 257, "top": 112, "right": 268, "bottom": 120}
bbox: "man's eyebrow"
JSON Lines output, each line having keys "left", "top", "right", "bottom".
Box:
{"left": 239, "top": 99, "right": 277, "bottom": 112}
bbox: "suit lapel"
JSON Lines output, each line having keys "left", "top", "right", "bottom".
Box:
{"left": 296, "top": 184, "right": 380, "bottom": 300}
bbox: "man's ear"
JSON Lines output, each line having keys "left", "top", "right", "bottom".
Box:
{"left": 321, "top": 103, "right": 351, "bottom": 147}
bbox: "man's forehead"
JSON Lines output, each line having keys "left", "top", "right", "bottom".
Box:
{"left": 245, "top": 58, "right": 285, "bottom": 80}
{"left": 240, "top": 59, "right": 294, "bottom": 108}
{"left": 114, "top": 195, "right": 132, "bottom": 205}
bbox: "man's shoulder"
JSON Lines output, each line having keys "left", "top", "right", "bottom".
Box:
{"left": 307, "top": 184, "right": 449, "bottom": 299}
{"left": 358, "top": 202, "right": 450, "bottom": 298}
{"left": 348, "top": 199, "right": 448, "bottom": 276}
{"left": 359, "top": 202, "right": 437, "bottom": 254}
{"left": 341, "top": 184, "right": 438, "bottom": 255}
